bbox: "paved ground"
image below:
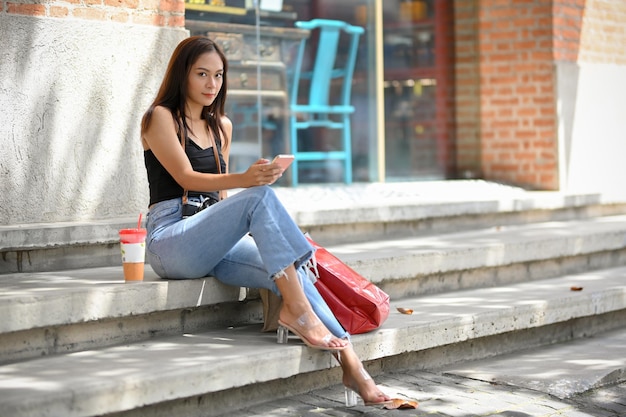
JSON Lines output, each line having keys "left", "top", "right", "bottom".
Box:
{"left": 227, "top": 327, "right": 626, "bottom": 417}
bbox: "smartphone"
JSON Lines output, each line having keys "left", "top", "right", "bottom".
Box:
{"left": 272, "top": 154, "right": 295, "bottom": 170}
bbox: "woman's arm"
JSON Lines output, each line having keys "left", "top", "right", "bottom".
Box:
{"left": 143, "top": 106, "right": 281, "bottom": 192}
{"left": 219, "top": 115, "right": 233, "bottom": 199}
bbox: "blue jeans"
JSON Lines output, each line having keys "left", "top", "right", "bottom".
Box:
{"left": 146, "top": 186, "right": 348, "bottom": 339}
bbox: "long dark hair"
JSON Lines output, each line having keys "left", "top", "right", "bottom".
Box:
{"left": 141, "top": 36, "right": 229, "bottom": 148}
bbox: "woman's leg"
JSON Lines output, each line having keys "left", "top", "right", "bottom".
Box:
{"left": 211, "top": 235, "right": 349, "bottom": 339}
{"left": 335, "top": 347, "right": 392, "bottom": 404}
{"left": 299, "top": 267, "right": 349, "bottom": 339}
{"left": 212, "top": 238, "right": 385, "bottom": 400}
{"left": 147, "top": 187, "right": 313, "bottom": 279}
{"left": 148, "top": 195, "right": 387, "bottom": 394}
{"left": 274, "top": 264, "right": 347, "bottom": 350}
{"left": 147, "top": 188, "right": 346, "bottom": 348}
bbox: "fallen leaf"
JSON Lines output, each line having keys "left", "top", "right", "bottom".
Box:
{"left": 397, "top": 307, "right": 413, "bottom": 315}
{"left": 383, "top": 398, "right": 419, "bottom": 409}
{"left": 570, "top": 286, "right": 583, "bottom": 291}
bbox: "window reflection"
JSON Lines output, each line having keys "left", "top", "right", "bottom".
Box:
{"left": 383, "top": 0, "right": 452, "bottom": 181}
{"left": 184, "top": 0, "right": 453, "bottom": 184}
{"left": 185, "top": 0, "right": 376, "bottom": 185}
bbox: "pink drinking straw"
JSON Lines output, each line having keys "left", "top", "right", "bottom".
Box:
{"left": 137, "top": 213, "right": 143, "bottom": 230}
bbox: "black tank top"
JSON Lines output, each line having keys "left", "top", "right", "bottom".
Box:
{"left": 144, "top": 137, "right": 226, "bottom": 206}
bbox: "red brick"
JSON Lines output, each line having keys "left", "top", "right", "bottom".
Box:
{"left": 516, "top": 107, "right": 538, "bottom": 117}
{"left": 7, "top": 2, "right": 46, "bottom": 16}
{"left": 484, "top": 30, "right": 519, "bottom": 41}
{"left": 50, "top": 5, "right": 69, "bottom": 17}
{"left": 167, "top": 14, "right": 184, "bottom": 27}
{"left": 159, "top": 0, "right": 183, "bottom": 12}
{"left": 110, "top": 10, "right": 129, "bottom": 22}
{"left": 73, "top": 7, "right": 106, "bottom": 20}
{"left": 529, "top": 50, "right": 553, "bottom": 61}
{"left": 105, "top": 0, "right": 139, "bottom": 8}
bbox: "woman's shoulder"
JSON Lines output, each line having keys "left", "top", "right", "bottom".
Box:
{"left": 148, "top": 106, "right": 177, "bottom": 131}
{"left": 220, "top": 114, "right": 233, "bottom": 137}
{"left": 220, "top": 114, "right": 232, "bottom": 128}
{"left": 217, "top": 114, "right": 232, "bottom": 150}
{"left": 143, "top": 106, "right": 177, "bottom": 149}
{"left": 153, "top": 105, "right": 174, "bottom": 120}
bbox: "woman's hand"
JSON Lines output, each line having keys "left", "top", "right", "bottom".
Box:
{"left": 244, "top": 159, "right": 284, "bottom": 187}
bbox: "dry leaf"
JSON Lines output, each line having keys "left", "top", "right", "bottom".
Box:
{"left": 570, "top": 286, "right": 583, "bottom": 291}
{"left": 397, "top": 307, "right": 413, "bottom": 315}
{"left": 383, "top": 398, "right": 419, "bottom": 409}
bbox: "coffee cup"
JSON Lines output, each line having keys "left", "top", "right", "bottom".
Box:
{"left": 119, "top": 228, "right": 147, "bottom": 282}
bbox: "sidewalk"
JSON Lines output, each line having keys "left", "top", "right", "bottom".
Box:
{"left": 227, "top": 327, "right": 626, "bottom": 417}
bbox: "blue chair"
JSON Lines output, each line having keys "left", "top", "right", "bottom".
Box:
{"left": 289, "top": 19, "right": 364, "bottom": 185}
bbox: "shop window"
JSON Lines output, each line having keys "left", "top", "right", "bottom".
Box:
{"left": 185, "top": 0, "right": 377, "bottom": 184}
{"left": 184, "top": 0, "right": 453, "bottom": 184}
{"left": 383, "top": 0, "right": 455, "bottom": 181}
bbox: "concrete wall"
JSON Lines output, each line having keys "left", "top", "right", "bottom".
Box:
{"left": 555, "top": 0, "right": 626, "bottom": 198}
{"left": 0, "top": 16, "right": 187, "bottom": 225}
{"left": 557, "top": 62, "right": 626, "bottom": 197}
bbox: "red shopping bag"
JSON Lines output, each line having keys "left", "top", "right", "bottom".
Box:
{"left": 306, "top": 236, "right": 390, "bottom": 334}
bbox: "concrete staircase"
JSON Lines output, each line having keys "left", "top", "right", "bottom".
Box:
{"left": 1, "top": 181, "right": 626, "bottom": 417}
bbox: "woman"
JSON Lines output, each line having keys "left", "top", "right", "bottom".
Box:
{"left": 141, "top": 35, "right": 391, "bottom": 406}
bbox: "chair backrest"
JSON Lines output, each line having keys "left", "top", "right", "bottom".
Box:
{"left": 292, "top": 19, "right": 364, "bottom": 109}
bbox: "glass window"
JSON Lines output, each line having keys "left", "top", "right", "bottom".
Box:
{"left": 185, "top": 0, "right": 454, "bottom": 185}
{"left": 185, "top": 0, "right": 378, "bottom": 185}
{"left": 383, "top": 0, "right": 454, "bottom": 181}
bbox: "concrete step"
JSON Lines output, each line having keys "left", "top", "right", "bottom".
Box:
{"left": 2, "top": 215, "right": 626, "bottom": 364}
{"left": 2, "top": 182, "right": 625, "bottom": 415}
{"left": 275, "top": 182, "right": 626, "bottom": 245}
{"left": 0, "top": 266, "right": 254, "bottom": 365}
{"left": 211, "top": 327, "right": 626, "bottom": 416}
{"left": 3, "top": 181, "right": 626, "bottom": 273}
{"left": 328, "top": 213, "right": 626, "bottom": 298}
{"left": 0, "top": 217, "right": 137, "bottom": 274}
{"left": 0, "top": 267, "right": 624, "bottom": 417}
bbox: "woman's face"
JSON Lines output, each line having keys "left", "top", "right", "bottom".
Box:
{"left": 186, "top": 51, "right": 224, "bottom": 111}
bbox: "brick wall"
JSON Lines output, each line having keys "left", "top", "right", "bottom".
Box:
{"left": 478, "top": 0, "right": 558, "bottom": 190}
{"left": 577, "top": 0, "right": 626, "bottom": 65}
{"left": 2, "top": 0, "right": 185, "bottom": 26}
{"left": 454, "top": 0, "right": 626, "bottom": 190}
{"left": 553, "top": 0, "right": 584, "bottom": 62}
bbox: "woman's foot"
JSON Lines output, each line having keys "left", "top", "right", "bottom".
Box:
{"left": 336, "top": 349, "right": 392, "bottom": 405}
{"left": 278, "top": 304, "right": 348, "bottom": 351}
{"left": 344, "top": 369, "right": 391, "bottom": 405}
{"left": 274, "top": 265, "right": 347, "bottom": 351}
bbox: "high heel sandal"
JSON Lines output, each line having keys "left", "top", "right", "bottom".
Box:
{"left": 342, "top": 378, "right": 395, "bottom": 407}
{"left": 342, "top": 364, "right": 419, "bottom": 409}
{"left": 334, "top": 352, "right": 395, "bottom": 407}
{"left": 276, "top": 311, "right": 347, "bottom": 352}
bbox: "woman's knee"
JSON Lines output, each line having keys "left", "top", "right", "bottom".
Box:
{"left": 243, "top": 185, "right": 276, "bottom": 201}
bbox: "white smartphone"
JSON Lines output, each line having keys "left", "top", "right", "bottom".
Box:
{"left": 272, "top": 154, "right": 295, "bottom": 170}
